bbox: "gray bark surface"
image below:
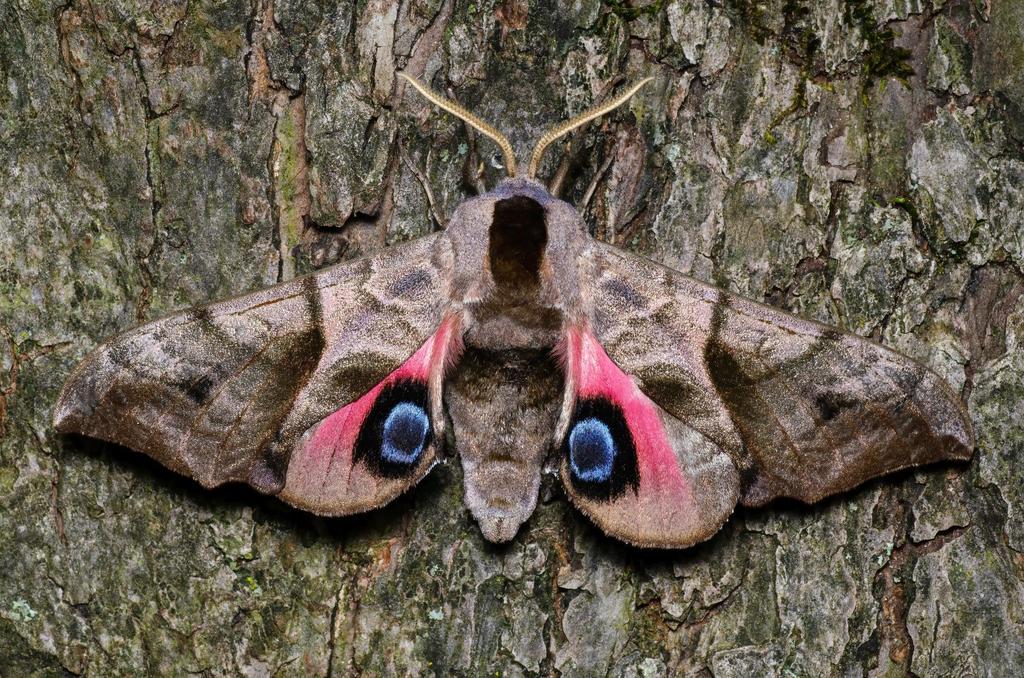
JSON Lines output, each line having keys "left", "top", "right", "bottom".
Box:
{"left": 2, "top": 0, "right": 1022, "bottom": 675}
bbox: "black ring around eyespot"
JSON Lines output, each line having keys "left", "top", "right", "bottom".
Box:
{"left": 562, "top": 397, "right": 639, "bottom": 501}
{"left": 354, "top": 379, "right": 433, "bottom": 479}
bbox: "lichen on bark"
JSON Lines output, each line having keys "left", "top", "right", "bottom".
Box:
{"left": 1, "top": 0, "right": 1022, "bottom": 675}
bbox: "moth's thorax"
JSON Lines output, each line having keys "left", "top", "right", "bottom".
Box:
{"left": 445, "top": 177, "right": 588, "bottom": 350}
{"left": 463, "top": 301, "right": 563, "bottom": 350}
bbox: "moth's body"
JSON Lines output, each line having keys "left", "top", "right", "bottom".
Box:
{"left": 53, "top": 77, "right": 974, "bottom": 548}
{"left": 446, "top": 180, "right": 580, "bottom": 541}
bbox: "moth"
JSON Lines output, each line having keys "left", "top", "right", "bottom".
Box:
{"left": 53, "top": 74, "right": 974, "bottom": 548}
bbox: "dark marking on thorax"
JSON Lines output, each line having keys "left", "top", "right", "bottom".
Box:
{"left": 490, "top": 196, "right": 547, "bottom": 291}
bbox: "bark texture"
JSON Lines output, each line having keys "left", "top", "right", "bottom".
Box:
{"left": 2, "top": 0, "right": 1023, "bottom": 675}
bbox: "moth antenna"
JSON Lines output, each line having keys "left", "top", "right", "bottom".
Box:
{"left": 398, "top": 72, "right": 519, "bottom": 178}
{"left": 527, "top": 77, "right": 653, "bottom": 179}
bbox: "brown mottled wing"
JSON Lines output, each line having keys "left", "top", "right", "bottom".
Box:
{"left": 588, "top": 241, "right": 974, "bottom": 507}
{"left": 54, "top": 233, "right": 453, "bottom": 515}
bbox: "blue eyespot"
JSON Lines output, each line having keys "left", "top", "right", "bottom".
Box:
{"left": 568, "top": 417, "right": 615, "bottom": 483}
{"left": 381, "top": 401, "right": 430, "bottom": 465}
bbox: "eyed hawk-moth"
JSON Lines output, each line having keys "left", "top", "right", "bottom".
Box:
{"left": 52, "top": 74, "right": 974, "bottom": 548}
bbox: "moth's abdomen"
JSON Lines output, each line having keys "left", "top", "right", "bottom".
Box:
{"left": 447, "top": 347, "right": 563, "bottom": 543}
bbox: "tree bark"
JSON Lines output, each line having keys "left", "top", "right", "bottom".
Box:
{"left": 1, "top": 0, "right": 1022, "bottom": 675}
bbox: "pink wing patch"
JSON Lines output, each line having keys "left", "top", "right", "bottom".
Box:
{"left": 556, "top": 325, "right": 741, "bottom": 547}
{"left": 281, "top": 314, "right": 462, "bottom": 515}
{"left": 560, "top": 325, "right": 692, "bottom": 501}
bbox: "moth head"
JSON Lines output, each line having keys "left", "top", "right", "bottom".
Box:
{"left": 398, "top": 72, "right": 652, "bottom": 312}
{"left": 440, "top": 178, "right": 592, "bottom": 317}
